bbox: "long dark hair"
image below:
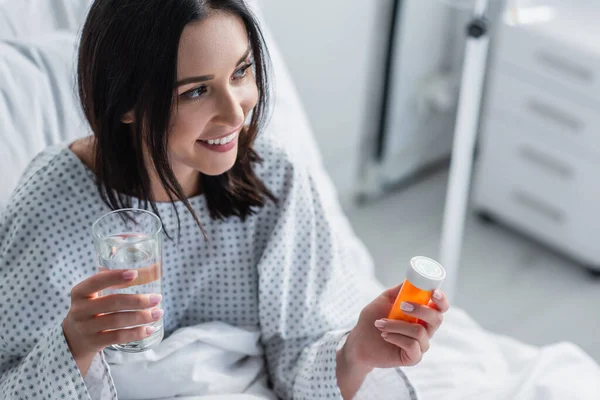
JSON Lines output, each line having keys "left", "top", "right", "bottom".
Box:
{"left": 77, "top": 0, "right": 276, "bottom": 237}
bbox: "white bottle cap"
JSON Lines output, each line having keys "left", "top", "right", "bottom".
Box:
{"left": 406, "top": 256, "right": 446, "bottom": 291}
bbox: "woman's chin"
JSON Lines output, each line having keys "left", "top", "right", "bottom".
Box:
{"left": 198, "top": 157, "right": 237, "bottom": 176}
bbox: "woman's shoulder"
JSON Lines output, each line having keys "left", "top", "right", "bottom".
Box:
{"left": 252, "top": 132, "right": 343, "bottom": 218}
{"left": 4, "top": 143, "right": 95, "bottom": 217}
{"left": 252, "top": 134, "right": 304, "bottom": 196}
{"left": 253, "top": 134, "right": 294, "bottom": 167}
{"left": 14, "top": 145, "right": 68, "bottom": 184}
{"left": 253, "top": 132, "right": 329, "bottom": 199}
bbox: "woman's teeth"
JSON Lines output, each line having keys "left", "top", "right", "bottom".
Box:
{"left": 203, "top": 131, "right": 237, "bottom": 145}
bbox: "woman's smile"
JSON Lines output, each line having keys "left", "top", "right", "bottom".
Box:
{"left": 196, "top": 128, "right": 240, "bottom": 152}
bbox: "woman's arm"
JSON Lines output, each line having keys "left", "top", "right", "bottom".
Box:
{"left": 255, "top": 149, "right": 402, "bottom": 399}
{"left": 336, "top": 342, "right": 373, "bottom": 398}
{"left": 0, "top": 154, "right": 118, "bottom": 399}
{"left": 254, "top": 142, "right": 449, "bottom": 399}
{"left": 0, "top": 325, "right": 113, "bottom": 400}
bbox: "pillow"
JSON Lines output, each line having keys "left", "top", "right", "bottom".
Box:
{"left": 0, "top": 0, "right": 90, "bottom": 39}
{"left": 0, "top": 33, "right": 89, "bottom": 210}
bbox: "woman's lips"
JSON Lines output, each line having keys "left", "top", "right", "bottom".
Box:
{"left": 197, "top": 130, "right": 239, "bottom": 153}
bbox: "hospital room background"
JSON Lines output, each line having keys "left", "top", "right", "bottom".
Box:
{"left": 0, "top": 0, "right": 599, "bottom": 385}
{"left": 259, "top": 0, "right": 600, "bottom": 363}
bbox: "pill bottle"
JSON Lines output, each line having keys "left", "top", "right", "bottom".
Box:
{"left": 387, "top": 256, "right": 446, "bottom": 323}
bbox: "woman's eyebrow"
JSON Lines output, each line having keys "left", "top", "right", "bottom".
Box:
{"left": 176, "top": 74, "right": 214, "bottom": 87}
{"left": 236, "top": 46, "right": 251, "bottom": 65}
{"left": 176, "top": 46, "right": 252, "bottom": 88}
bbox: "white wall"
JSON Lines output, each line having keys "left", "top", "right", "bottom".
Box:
{"left": 378, "top": 1, "right": 509, "bottom": 188}
{"left": 379, "top": 1, "right": 456, "bottom": 186}
{"left": 258, "top": 0, "right": 461, "bottom": 204}
{"left": 258, "top": 0, "right": 393, "bottom": 205}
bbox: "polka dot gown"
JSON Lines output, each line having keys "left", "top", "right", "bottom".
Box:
{"left": 0, "top": 136, "right": 414, "bottom": 399}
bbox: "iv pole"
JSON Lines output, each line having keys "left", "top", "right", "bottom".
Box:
{"left": 439, "top": 0, "right": 491, "bottom": 301}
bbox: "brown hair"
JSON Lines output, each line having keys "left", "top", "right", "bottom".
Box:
{"left": 77, "top": 0, "right": 276, "bottom": 237}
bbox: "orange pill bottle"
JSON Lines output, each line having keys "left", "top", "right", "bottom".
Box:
{"left": 388, "top": 256, "right": 446, "bottom": 323}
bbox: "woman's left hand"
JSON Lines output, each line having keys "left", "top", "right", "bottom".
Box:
{"left": 337, "top": 283, "right": 450, "bottom": 394}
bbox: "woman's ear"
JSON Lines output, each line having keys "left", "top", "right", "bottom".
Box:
{"left": 121, "top": 110, "right": 135, "bottom": 124}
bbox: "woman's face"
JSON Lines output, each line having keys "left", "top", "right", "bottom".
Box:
{"left": 169, "top": 11, "right": 258, "bottom": 178}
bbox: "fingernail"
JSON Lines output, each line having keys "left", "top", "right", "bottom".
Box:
{"left": 433, "top": 289, "right": 443, "bottom": 300}
{"left": 149, "top": 294, "right": 162, "bottom": 306}
{"left": 122, "top": 270, "right": 138, "bottom": 280}
{"left": 151, "top": 308, "right": 164, "bottom": 320}
{"left": 374, "top": 319, "right": 387, "bottom": 329}
{"left": 381, "top": 332, "right": 388, "bottom": 338}
{"left": 145, "top": 326, "right": 156, "bottom": 335}
{"left": 400, "top": 302, "right": 415, "bottom": 312}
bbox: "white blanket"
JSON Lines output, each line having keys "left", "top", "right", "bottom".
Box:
{"left": 104, "top": 311, "right": 600, "bottom": 400}
{"left": 104, "top": 322, "right": 278, "bottom": 400}
{"left": 403, "top": 308, "right": 600, "bottom": 400}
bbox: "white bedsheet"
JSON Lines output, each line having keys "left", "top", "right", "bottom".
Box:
{"left": 403, "top": 308, "right": 600, "bottom": 400}
{"left": 103, "top": 309, "right": 600, "bottom": 400}
{"left": 104, "top": 322, "right": 278, "bottom": 400}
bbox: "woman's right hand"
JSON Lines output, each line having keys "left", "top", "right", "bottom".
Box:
{"left": 61, "top": 269, "right": 163, "bottom": 376}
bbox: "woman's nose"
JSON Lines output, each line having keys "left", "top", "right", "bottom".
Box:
{"left": 214, "top": 89, "right": 245, "bottom": 129}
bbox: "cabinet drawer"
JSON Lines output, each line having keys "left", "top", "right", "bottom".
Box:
{"left": 478, "top": 118, "right": 580, "bottom": 211}
{"left": 474, "top": 117, "right": 600, "bottom": 261}
{"left": 484, "top": 70, "right": 600, "bottom": 153}
{"left": 495, "top": 23, "right": 600, "bottom": 104}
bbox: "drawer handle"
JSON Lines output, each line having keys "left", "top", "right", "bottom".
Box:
{"left": 527, "top": 99, "right": 582, "bottom": 133}
{"left": 513, "top": 191, "right": 564, "bottom": 223}
{"left": 536, "top": 51, "right": 594, "bottom": 83}
{"left": 519, "top": 146, "right": 574, "bottom": 180}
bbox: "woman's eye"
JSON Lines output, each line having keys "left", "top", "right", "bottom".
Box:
{"left": 183, "top": 86, "right": 207, "bottom": 100}
{"left": 233, "top": 62, "right": 254, "bottom": 80}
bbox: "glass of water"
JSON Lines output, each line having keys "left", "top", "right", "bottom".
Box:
{"left": 92, "top": 208, "right": 164, "bottom": 352}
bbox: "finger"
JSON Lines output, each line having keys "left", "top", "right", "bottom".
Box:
{"left": 430, "top": 289, "right": 450, "bottom": 313}
{"left": 380, "top": 332, "right": 423, "bottom": 365}
{"left": 84, "top": 293, "right": 162, "bottom": 316}
{"left": 382, "top": 283, "right": 403, "bottom": 302}
{"left": 85, "top": 308, "right": 163, "bottom": 333}
{"left": 94, "top": 325, "right": 157, "bottom": 348}
{"left": 398, "top": 302, "right": 444, "bottom": 337}
{"left": 375, "top": 319, "right": 430, "bottom": 352}
{"left": 109, "top": 263, "right": 161, "bottom": 290}
{"left": 71, "top": 270, "right": 139, "bottom": 298}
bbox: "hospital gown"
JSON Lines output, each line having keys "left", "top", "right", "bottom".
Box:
{"left": 0, "top": 136, "right": 416, "bottom": 399}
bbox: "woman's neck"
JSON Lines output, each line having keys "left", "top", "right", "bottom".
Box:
{"left": 147, "top": 160, "right": 202, "bottom": 202}
{"left": 70, "top": 135, "right": 201, "bottom": 202}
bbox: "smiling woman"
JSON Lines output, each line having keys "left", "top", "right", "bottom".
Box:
{"left": 76, "top": 0, "right": 275, "bottom": 224}
{"left": 0, "top": 1, "right": 449, "bottom": 399}
{"left": 169, "top": 15, "right": 256, "bottom": 177}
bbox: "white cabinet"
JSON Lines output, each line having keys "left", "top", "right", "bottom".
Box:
{"left": 473, "top": 4, "right": 600, "bottom": 269}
